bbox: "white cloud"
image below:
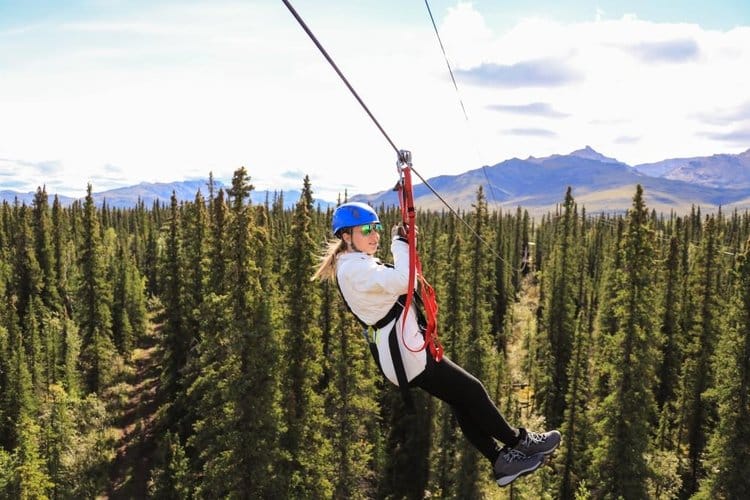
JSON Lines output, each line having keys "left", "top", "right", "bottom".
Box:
{"left": 1, "top": 2, "right": 749, "bottom": 200}
{"left": 436, "top": 7, "right": 750, "bottom": 166}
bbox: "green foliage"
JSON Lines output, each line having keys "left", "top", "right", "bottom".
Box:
{"left": 538, "top": 187, "right": 580, "bottom": 428}
{"left": 186, "top": 293, "right": 237, "bottom": 498}
{"left": 589, "top": 185, "right": 660, "bottom": 499}
{"left": 696, "top": 236, "right": 750, "bottom": 499}
{"left": 280, "top": 175, "right": 333, "bottom": 498}
{"left": 326, "top": 296, "right": 379, "bottom": 499}
{"left": 645, "top": 449, "right": 682, "bottom": 499}
{"left": 676, "top": 215, "right": 722, "bottom": 497}
{"left": 77, "top": 185, "right": 116, "bottom": 393}
{"left": 13, "top": 414, "right": 53, "bottom": 499}
{"left": 148, "top": 431, "right": 192, "bottom": 499}
{"left": 1, "top": 178, "right": 749, "bottom": 498}
{"left": 453, "top": 187, "right": 496, "bottom": 498}
{"left": 61, "top": 394, "right": 119, "bottom": 498}
{"left": 558, "top": 311, "right": 593, "bottom": 499}
{"left": 0, "top": 448, "right": 12, "bottom": 496}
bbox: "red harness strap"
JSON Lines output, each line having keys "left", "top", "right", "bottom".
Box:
{"left": 396, "top": 163, "right": 443, "bottom": 362}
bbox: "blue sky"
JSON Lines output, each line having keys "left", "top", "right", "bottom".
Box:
{"left": 2, "top": 1, "right": 749, "bottom": 200}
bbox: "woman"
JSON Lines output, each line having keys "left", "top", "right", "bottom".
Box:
{"left": 313, "top": 201, "right": 561, "bottom": 487}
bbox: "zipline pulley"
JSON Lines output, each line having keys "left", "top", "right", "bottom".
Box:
{"left": 397, "top": 149, "right": 412, "bottom": 168}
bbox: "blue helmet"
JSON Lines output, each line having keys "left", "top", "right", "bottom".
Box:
{"left": 332, "top": 202, "right": 379, "bottom": 236}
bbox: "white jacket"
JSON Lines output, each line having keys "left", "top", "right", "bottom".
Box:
{"left": 336, "top": 238, "right": 427, "bottom": 385}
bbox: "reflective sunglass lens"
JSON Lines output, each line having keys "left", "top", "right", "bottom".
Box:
{"left": 361, "top": 223, "right": 382, "bottom": 236}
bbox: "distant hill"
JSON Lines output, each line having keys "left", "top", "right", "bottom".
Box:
{"left": 0, "top": 180, "right": 335, "bottom": 210}
{"left": 634, "top": 149, "right": 750, "bottom": 189}
{"left": 4, "top": 147, "right": 749, "bottom": 216}
{"left": 353, "top": 146, "right": 750, "bottom": 217}
{"left": 0, "top": 190, "right": 78, "bottom": 207}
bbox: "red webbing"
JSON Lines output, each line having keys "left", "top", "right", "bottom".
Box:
{"left": 397, "top": 166, "right": 443, "bottom": 362}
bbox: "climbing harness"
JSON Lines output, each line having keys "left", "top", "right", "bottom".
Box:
{"left": 336, "top": 272, "right": 415, "bottom": 407}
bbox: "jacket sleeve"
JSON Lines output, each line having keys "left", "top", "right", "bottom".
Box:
{"left": 343, "top": 239, "right": 413, "bottom": 296}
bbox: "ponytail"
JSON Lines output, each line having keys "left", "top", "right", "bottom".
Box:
{"left": 312, "top": 238, "right": 348, "bottom": 282}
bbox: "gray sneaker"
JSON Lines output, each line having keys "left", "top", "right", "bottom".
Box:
{"left": 514, "top": 429, "right": 561, "bottom": 457}
{"left": 493, "top": 447, "right": 545, "bottom": 487}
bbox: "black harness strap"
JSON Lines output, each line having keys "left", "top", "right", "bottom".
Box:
{"left": 336, "top": 276, "right": 417, "bottom": 410}
{"left": 387, "top": 306, "right": 413, "bottom": 409}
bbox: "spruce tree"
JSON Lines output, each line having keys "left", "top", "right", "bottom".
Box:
{"left": 433, "top": 215, "right": 468, "bottom": 497}
{"left": 0, "top": 321, "right": 8, "bottom": 452}
{"left": 539, "top": 187, "right": 578, "bottom": 428}
{"left": 160, "top": 192, "right": 188, "bottom": 427}
{"left": 174, "top": 191, "right": 209, "bottom": 440}
{"left": 186, "top": 292, "right": 235, "bottom": 498}
{"left": 144, "top": 223, "right": 160, "bottom": 297}
{"left": 327, "top": 288, "right": 379, "bottom": 500}
{"left": 12, "top": 414, "right": 52, "bottom": 499}
{"left": 77, "top": 184, "right": 115, "bottom": 394}
{"left": 13, "top": 206, "right": 42, "bottom": 324}
{"left": 695, "top": 238, "right": 749, "bottom": 499}
{"left": 0, "top": 295, "right": 29, "bottom": 450}
{"left": 656, "top": 232, "right": 683, "bottom": 411}
{"left": 208, "top": 189, "right": 229, "bottom": 295}
{"left": 33, "top": 186, "right": 60, "bottom": 311}
{"left": 558, "top": 309, "right": 593, "bottom": 499}
{"left": 226, "top": 167, "right": 283, "bottom": 497}
{"left": 111, "top": 245, "right": 133, "bottom": 354}
{"left": 589, "top": 185, "right": 660, "bottom": 499}
{"left": 492, "top": 212, "right": 509, "bottom": 352}
{"left": 186, "top": 188, "right": 235, "bottom": 496}
{"left": 127, "top": 257, "right": 148, "bottom": 336}
{"left": 280, "top": 176, "right": 332, "bottom": 497}
{"left": 457, "top": 187, "right": 494, "bottom": 498}
{"left": 60, "top": 318, "right": 81, "bottom": 399}
{"left": 4, "top": 290, "right": 36, "bottom": 444}
{"left": 41, "top": 383, "right": 73, "bottom": 499}
{"left": 148, "top": 431, "right": 192, "bottom": 499}
{"left": 183, "top": 191, "right": 208, "bottom": 350}
{"left": 676, "top": 215, "right": 721, "bottom": 496}
{"left": 247, "top": 194, "right": 284, "bottom": 497}
{"left": 0, "top": 447, "right": 10, "bottom": 497}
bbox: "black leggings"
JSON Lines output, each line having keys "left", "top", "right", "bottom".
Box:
{"left": 411, "top": 355, "right": 519, "bottom": 463}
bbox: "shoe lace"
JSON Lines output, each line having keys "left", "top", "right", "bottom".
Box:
{"left": 522, "top": 431, "right": 547, "bottom": 446}
{"left": 502, "top": 448, "right": 530, "bottom": 463}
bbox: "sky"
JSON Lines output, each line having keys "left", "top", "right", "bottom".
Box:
{"left": 1, "top": 0, "right": 750, "bottom": 202}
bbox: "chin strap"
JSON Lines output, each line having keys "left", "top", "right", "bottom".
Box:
{"left": 395, "top": 150, "right": 443, "bottom": 362}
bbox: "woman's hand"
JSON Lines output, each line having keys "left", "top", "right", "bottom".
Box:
{"left": 391, "top": 223, "right": 418, "bottom": 239}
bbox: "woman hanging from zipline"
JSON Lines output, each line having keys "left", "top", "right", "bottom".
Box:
{"left": 282, "top": 2, "right": 559, "bottom": 484}
{"left": 313, "top": 201, "right": 561, "bottom": 487}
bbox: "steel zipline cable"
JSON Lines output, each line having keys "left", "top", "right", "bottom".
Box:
{"left": 423, "top": 0, "right": 468, "bottom": 122}
{"left": 281, "top": 0, "right": 519, "bottom": 270}
{"left": 423, "top": 0, "right": 500, "bottom": 208}
{"left": 280, "top": 0, "right": 403, "bottom": 162}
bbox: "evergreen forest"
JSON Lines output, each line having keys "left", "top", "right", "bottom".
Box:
{"left": 1, "top": 167, "right": 749, "bottom": 499}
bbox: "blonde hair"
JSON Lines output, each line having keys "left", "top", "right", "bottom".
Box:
{"left": 312, "top": 238, "right": 348, "bottom": 282}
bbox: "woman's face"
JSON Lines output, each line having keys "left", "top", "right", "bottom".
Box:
{"left": 345, "top": 223, "right": 382, "bottom": 255}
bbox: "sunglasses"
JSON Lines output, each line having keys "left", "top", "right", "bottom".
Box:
{"left": 359, "top": 223, "right": 383, "bottom": 236}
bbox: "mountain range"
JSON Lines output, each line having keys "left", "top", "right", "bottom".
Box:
{"left": 2, "top": 146, "right": 750, "bottom": 216}
{"left": 0, "top": 180, "right": 331, "bottom": 211}
{"left": 352, "top": 146, "right": 750, "bottom": 217}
